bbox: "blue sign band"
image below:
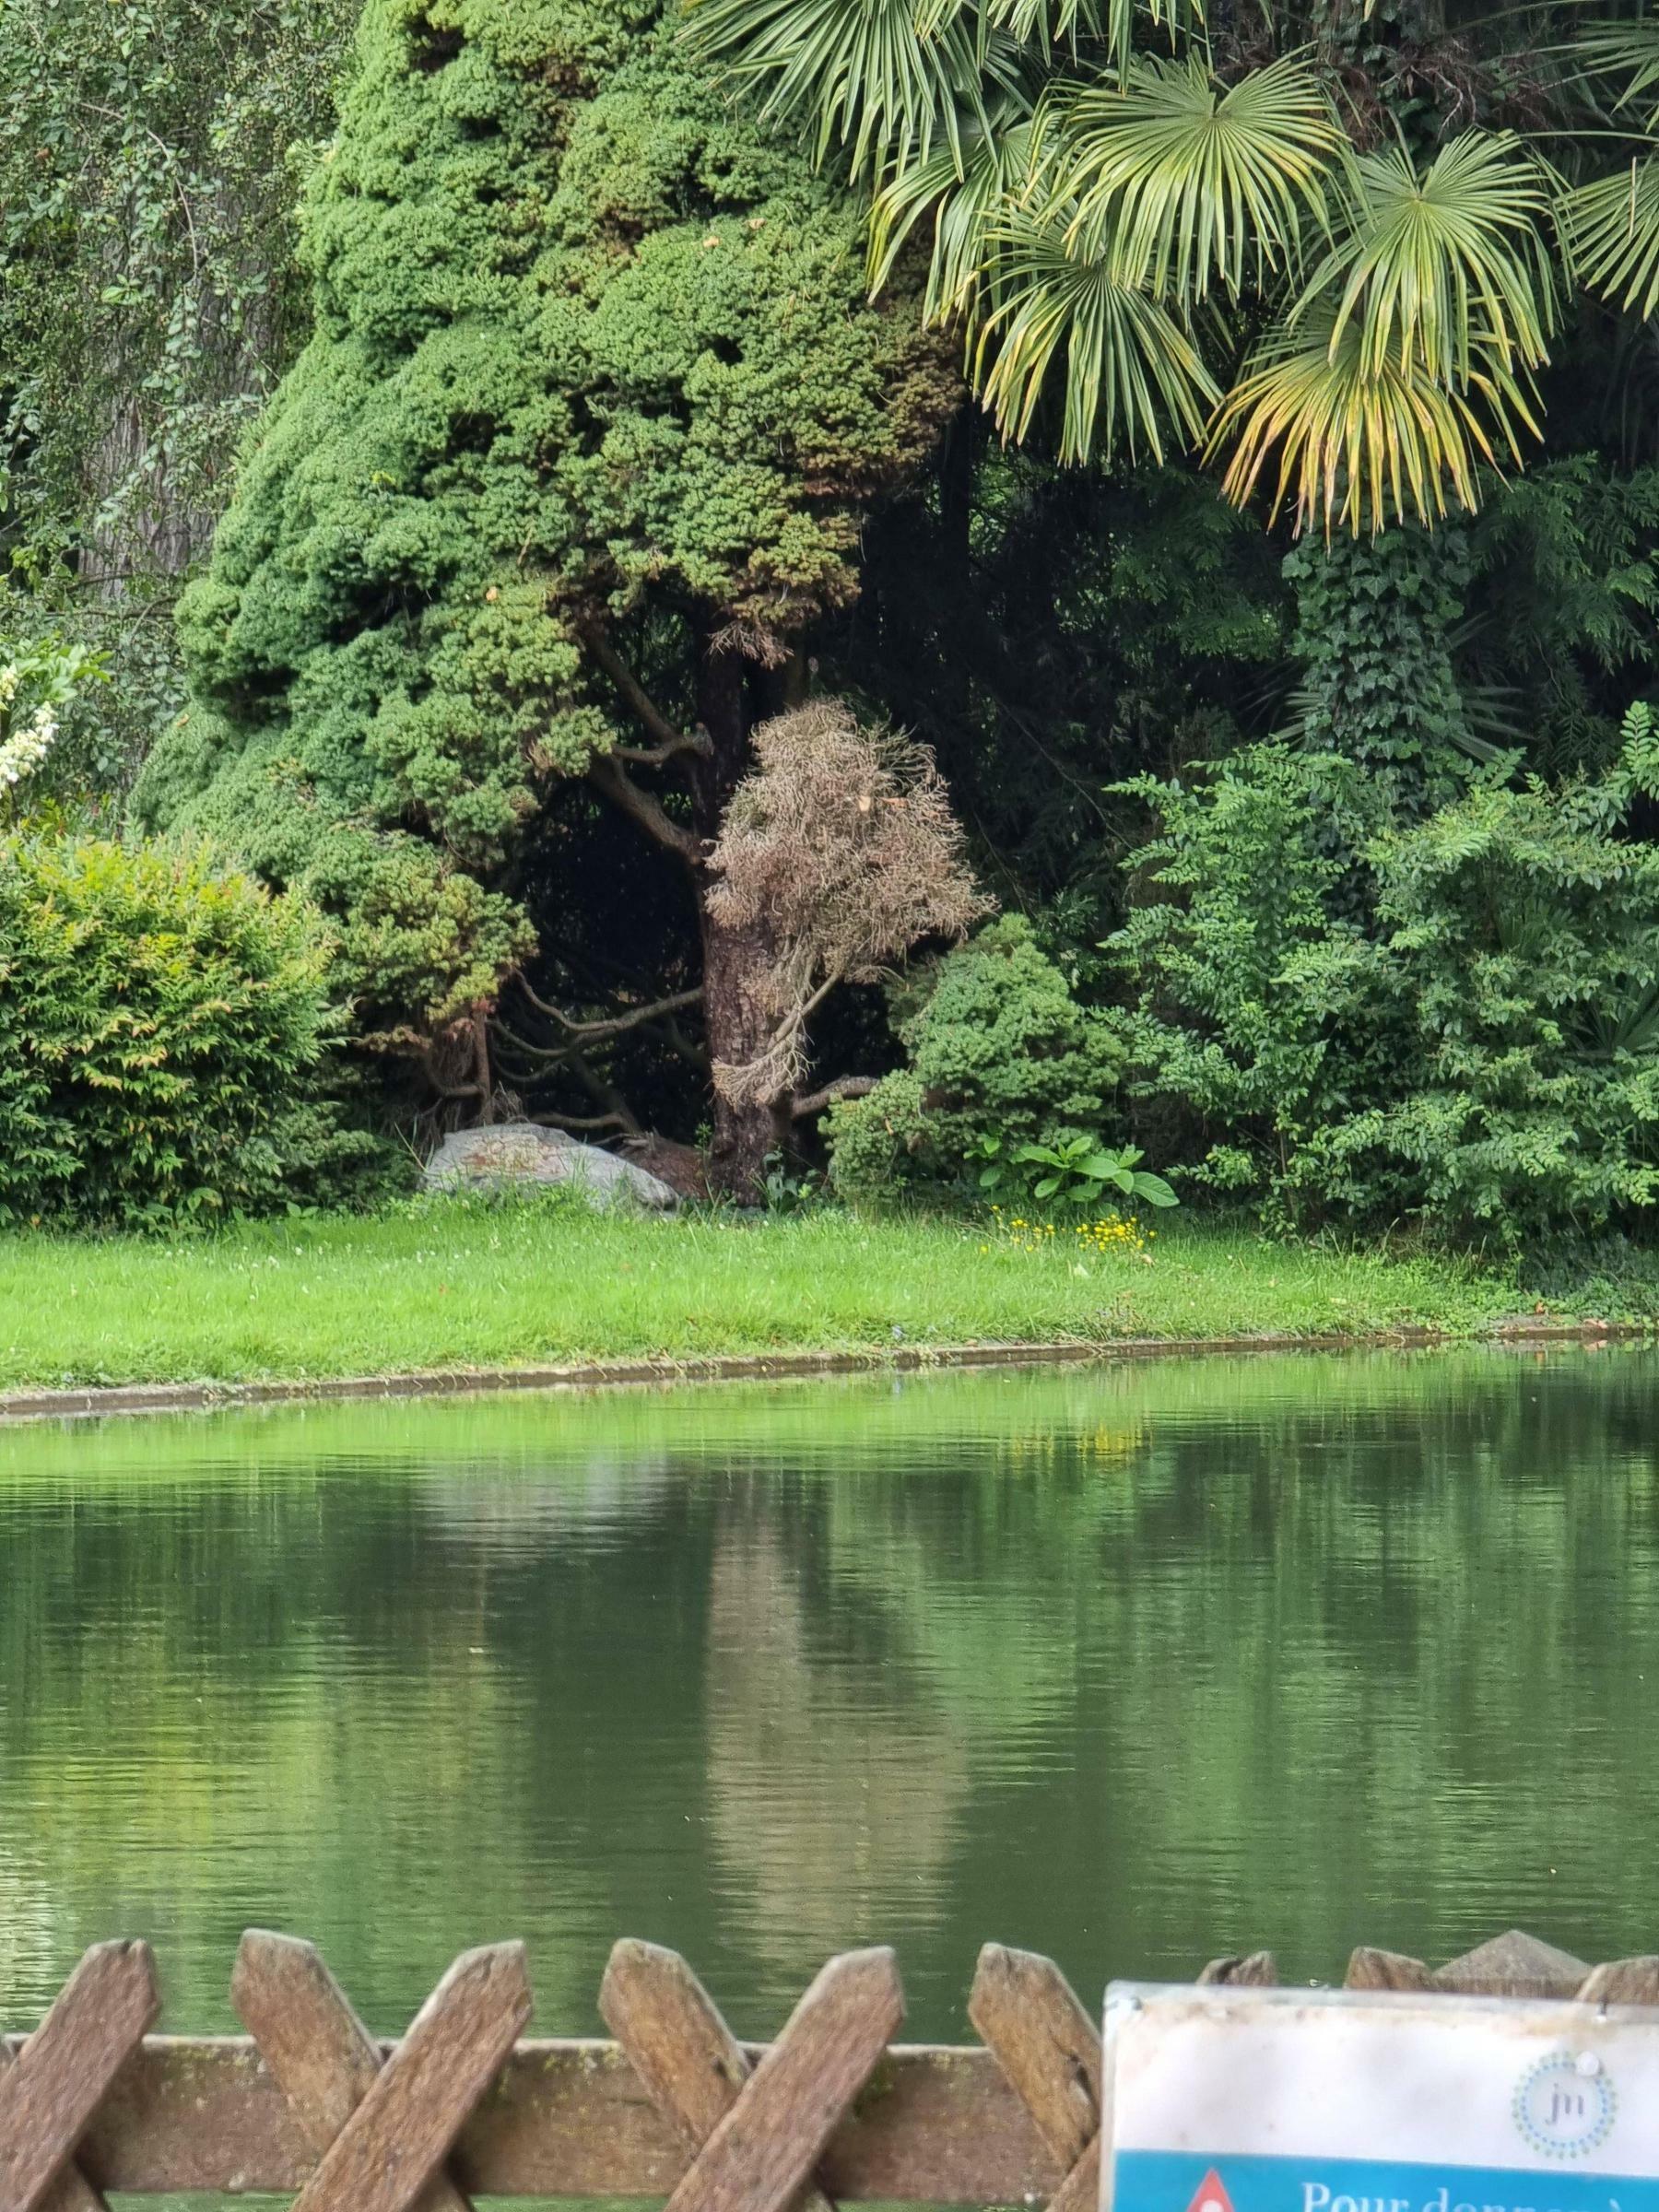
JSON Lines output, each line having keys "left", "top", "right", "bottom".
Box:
{"left": 1113, "top": 2148, "right": 1659, "bottom": 2212}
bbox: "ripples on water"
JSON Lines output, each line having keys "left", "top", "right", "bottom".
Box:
{"left": 1, "top": 1347, "right": 1656, "bottom": 2065}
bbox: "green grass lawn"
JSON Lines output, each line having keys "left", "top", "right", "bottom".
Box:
{"left": 0, "top": 1195, "right": 1552, "bottom": 1391}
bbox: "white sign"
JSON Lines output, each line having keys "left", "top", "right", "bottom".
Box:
{"left": 1102, "top": 1983, "right": 1659, "bottom": 2212}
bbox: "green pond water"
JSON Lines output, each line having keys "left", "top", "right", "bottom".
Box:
{"left": 3, "top": 1347, "right": 1657, "bottom": 2073}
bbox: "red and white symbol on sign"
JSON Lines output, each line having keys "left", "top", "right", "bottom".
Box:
{"left": 1185, "top": 2170, "right": 1234, "bottom": 2212}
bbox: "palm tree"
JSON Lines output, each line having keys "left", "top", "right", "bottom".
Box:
{"left": 688, "top": 0, "right": 1659, "bottom": 532}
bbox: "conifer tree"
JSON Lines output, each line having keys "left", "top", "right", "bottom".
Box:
{"left": 135, "top": 0, "right": 955, "bottom": 1190}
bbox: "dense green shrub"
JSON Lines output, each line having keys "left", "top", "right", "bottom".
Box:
{"left": 1109, "top": 744, "right": 1401, "bottom": 1209}
{"left": 1112, "top": 718, "right": 1659, "bottom": 1241}
{"left": 131, "top": 0, "right": 953, "bottom": 1077}
{"left": 1303, "top": 730, "right": 1659, "bottom": 1241}
{"left": 0, "top": 838, "right": 355, "bottom": 1227}
{"left": 828, "top": 917, "right": 1124, "bottom": 1202}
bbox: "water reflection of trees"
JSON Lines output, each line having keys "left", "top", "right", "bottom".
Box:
{"left": 704, "top": 1516, "right": 969, "bottom": 1969}
{"left": 3, "top": 1351, "right": 1659, "bottom": 2041}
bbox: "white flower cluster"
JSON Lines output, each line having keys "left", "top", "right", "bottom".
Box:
{"left": 0, "top": 665, "right": 58, "bottom": 790}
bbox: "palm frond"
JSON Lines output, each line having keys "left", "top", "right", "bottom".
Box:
{"left": 973, "top": 205, "right": 1221, "bottom": 462}
{"left": 1573, "top": 23, "right": 1659, "bottom": 124}
{"left": 1302, "top": 134, "right": 1558, "bottom": 387}
{"left": 869, "top": 101, "right": 1037, "bottom": 309}
{"left": 1211, "top": 303, "right": 1543, "bottom": 534}
{"left": 684, "top": 0, "right": 990, "bottom": 181}
{"left": 1571, "top": 156, "right": 1659, "bottom": 318}
{"left": 1045, "top": 55, "right": 1342, "bottom": 300}
{"left": 974, "top": 0, "right": 1195, "bottom": 80}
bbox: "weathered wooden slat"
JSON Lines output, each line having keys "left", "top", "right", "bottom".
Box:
{"left": 1048, "top": 2138, "right": 1100, "bottom": 2212}
{"left": 0, "top": 2042, "right": 106, "bottom": 2212}
{"left": 1578, "top": 1958, "right": 1659, "bottom": 2006}
{"left": 16, "top": 1924, "right": 1659, "bottom": 2208}
{"left": 600, "top": 1942, "right": 762, "bottom": 2152}
{"left": 289, "top": 1944, "right": 532, "bottom": 2212}
{"left": 32, "top": 2037, "right": 1055, "bottom": 2202}
{"left": 601, "top": 1942, "right": 837, "bottom": 2212}
{"left": 968, "top": 1946, "right": 1100, "bottom": 2171}
{"left": 664, "top": 1950, "right": 904, "bottom": 2212}
{"left": 0, "top": 1941, "right": 159, "bottom": 2212}
{"left": 233, "top": 1930, "right": 473, "bottom": 2212}
{"left": 1196, "top": 1952, "right": 1278, "bottom": 1987}
{"left": 968, "top": 1945, "right": 1100, "bottom": 2212}
{"left": 1435, "top": 1932, "right": 1588, "bottom": 1998}
{"left": 1345, "top": 1948, "right": 1432, "bottom": 1992}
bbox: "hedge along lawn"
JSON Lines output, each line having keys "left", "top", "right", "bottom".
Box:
{"left": 0, "top": 1198, "right": 1545, "bottom": 1391}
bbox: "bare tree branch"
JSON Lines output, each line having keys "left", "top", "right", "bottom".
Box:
{"left": 587, "top": 755, "right": 702, "bottom": 865}
{"left": 615, "top": 738, "right": 712, "bottom": 768}
{"left": 569, "top": 1047, "right": 643, "bottom": 1135}
{"left": 661, "top": 1014, "right": 712, "bottom": 1075}
{"left": 513, "top": 978, "right": 704, "bottom": 1040}
{"left": 794, "top": 1076, "right": 879, "bottom": 1118}
{"left": 529, "top": 1109, "right": 635, "bottom": 1135}
{"left": 587, "top": 631, "right": 712, "bottom": 763}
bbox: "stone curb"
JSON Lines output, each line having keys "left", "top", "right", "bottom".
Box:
{"left": 0, "top": 1319, "right": 1641, "bottom": 1425}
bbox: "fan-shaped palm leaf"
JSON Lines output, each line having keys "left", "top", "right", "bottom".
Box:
{"left": 1045, "top": 54, "right": 1343, "bottom": 299}
{"left": 973, "top": 0, "right": 1195, "bottom": 78}
{"left": 1573, "top": 22, "right": 1659, "bottom": 124}
{"left": 1571, "top": 156, "right": 1659, "bottom": 317}
{"left": 685, "top": 0, "right": 992, "bottom": 180}
{"left": 974, "top": 206, "right": 1220, "bottom": 461}
{"left": 869, "top": 101, "right": 1038, "bottom": 308}
{"left": 1212, "top": 303, "right": 1543, "bottom": 534}
{"left": 1301, "top": 135, "right": 1558, "bottom": 387}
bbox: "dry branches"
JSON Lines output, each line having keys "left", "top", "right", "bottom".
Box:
{"left": 706, "top": 700, "right": 988, "bottom": 1106}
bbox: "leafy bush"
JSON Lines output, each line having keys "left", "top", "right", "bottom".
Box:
{"left": 1109, "top": 744, "right": 1401, "bottom": 1209}
{"left": 828, "top": 916, "right": 1124, "bottom": 1202}
{"left": 1303, "top": 724, "right": 1659, "bottom": 1241}
{"left": 0, "top": 836, "right": 366, "bottom": 1227}
{"left": 1112, "top": 717, "right": 1659, "bottom": 1242}
{"left": 0, "top": 632, "right": 107, "bottom": 824}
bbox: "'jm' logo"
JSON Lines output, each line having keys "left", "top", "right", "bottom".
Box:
{"left": 1514, "top": 2053, "right": 1617, "bottom": 2159}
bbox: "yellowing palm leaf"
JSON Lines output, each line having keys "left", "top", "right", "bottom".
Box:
{"left": 1212, "top": 304, "right": 1543, "bottom": 534}
{"left": 869, "top": 103, "right": 1037, "bottom": 309}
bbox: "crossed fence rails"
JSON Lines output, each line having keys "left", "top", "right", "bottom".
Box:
{"left": 2, "top": 1926, "right": 1656, "bottom": 2212}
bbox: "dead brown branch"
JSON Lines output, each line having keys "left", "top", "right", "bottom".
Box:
{"left": 513, "top": 980, "right": 705, "bottom": 1041}
{"left": 705, "top": 700, "right": 988, "bottom": 1107}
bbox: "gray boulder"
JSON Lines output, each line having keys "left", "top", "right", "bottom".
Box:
{"left": 423, "top": 1122, "right": 680, "bottom": 1211}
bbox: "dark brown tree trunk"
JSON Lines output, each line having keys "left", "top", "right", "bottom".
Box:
{"left": 691, "top": 635, "right": 792, "bottom": 1199}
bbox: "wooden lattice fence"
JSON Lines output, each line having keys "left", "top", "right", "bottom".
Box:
{"left": 3, "top": 1927, "right": 1657, "bottom": 2212}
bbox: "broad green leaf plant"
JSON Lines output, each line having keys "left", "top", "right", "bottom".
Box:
{"left": 688, "top": 0, "right": 1659, "bottom": 532}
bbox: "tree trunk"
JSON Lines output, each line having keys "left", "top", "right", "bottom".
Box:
{"left": 692, "top": 636, "right": 791, "bottom": 1199}
{"left": 698, "top": 900, "right": 793, "bottom": 1195}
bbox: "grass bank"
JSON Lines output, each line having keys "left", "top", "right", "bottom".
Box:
{"left": 0, "top": 1197, "right": 1550, "bottom": 1392}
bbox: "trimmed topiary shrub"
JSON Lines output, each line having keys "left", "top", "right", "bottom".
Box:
{"left": 130, "top": 0, "right": 957, "bottom": 1189}
{"left": 828, "top": 916, "right": 1124, "bottom": 1203}
{"left": 0, "top": 837, "right": 362, "bottom": 1227}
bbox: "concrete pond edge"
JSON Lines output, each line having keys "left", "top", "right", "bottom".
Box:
{"left": 0, "top": 1319, "right": 1645, "bottom": 1424}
